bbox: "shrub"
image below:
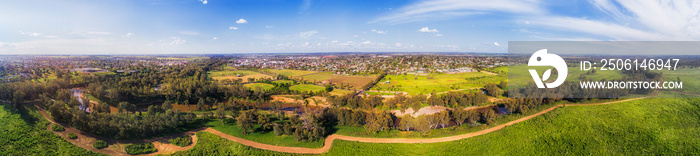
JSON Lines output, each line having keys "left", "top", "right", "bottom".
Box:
{"left": 93, "top": 140, "right": 108, "bottom": 149}
{"left": 51, "top": 124, "right": 65, "bottom": 131}
{"left": 67, "top": 132, "right": 77, "bottom": 139}
{"left": 169, "top": 135, "right": 192, "bottom": 147}
{"left": 125, "top": 143, "right": 157, "bottom": 155}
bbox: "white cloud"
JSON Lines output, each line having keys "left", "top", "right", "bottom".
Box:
{"left": 418, "top": 27, "right": 439, "bottom": 33}
{"left": 122, "top": 33, "right": 134, "bottom": 37}
{"left": 199, "top": 0, "right": 207, "bottom": 4}
{"left": 20, "top": 31, "right": 41, "bottom": 37}
{"left": 371, "top": 29, "right": 387, "bottom": 34}
{"left": 298, "top": 30, "right": 318, "bottom": 38}
{"left": 87, "top": 31, "right": 113, "bottom": 35}
{"left": 236, "top": 18, "right": 248, "bottom": 24}
{"left": 265, "top": 26, "right": 274, "bottom": 28}
{"left": 371, "top": 0, "right": 542, "bottom": 24}
{"left": 395, "top": 43, "right": 403, "bottom": 47}
{"left": 361, "top": 40, "right": 372, "bottom": 45}
{"left": 433, "top": 34, "right": 443, "bottom": 37}
{"left": 212, "top": 37, "right": 218, "bottom": 40}
{"left": 169, "top": 37, "right": 187, "bottom": 45}
{"left": 179, "top": 31, "right": 200, "bottom": 35}
{"left": 353, "top": 35, "right": 359, "bottom": 38}
{"left": 20, "top": 31, "right": 58, "bottom": 38}
{"left": 527, "top": 0, "right": 700, "bottom": 40}
{"left": 493, "top": 42, "right": 500, "bottom": 46}
{"left": 229, "top": 26, "right": 238, "bottom": 30}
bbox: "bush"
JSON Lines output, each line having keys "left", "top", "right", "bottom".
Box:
{"left": 93, "top": 140, "right": 108, "bottom": 149}
{"left": 125, "top": 143, "right": 157, "bottom": 155}
{"left": 51, "top": 124, "right": 65, "bottom": 131}
{"left": 169, "top": 135, "right": 192, "bottom": 147}
{"left": 67, "top": 132, "right": 77, "bottom": 139}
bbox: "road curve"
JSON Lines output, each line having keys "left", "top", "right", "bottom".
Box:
{"left": 35, "top": 97, "right": 647, "bottom": 155}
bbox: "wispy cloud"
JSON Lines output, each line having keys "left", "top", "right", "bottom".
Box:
{"left": 371, "top": 0, "right": 542, "bottom": 24}
{"left": 299, "top": 0, "right": 312, "bottom": 14}
{"left": 298, "top": 30, "right": 318, "bottom": 38}
{"left": 122, "top": 33, "right": 134, "bottom": 38}
{"left": 229, "top": 26, "right": 238, "bottom": 30}
{"left": 371, "top": 29, "right": 387, "bottom": 34}
{"left": 169, "top": 37, "right": 187, "bottom": 45}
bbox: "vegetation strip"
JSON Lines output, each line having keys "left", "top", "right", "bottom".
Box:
{"left": 36, "top": 97, "right": 647, "bottom": 155}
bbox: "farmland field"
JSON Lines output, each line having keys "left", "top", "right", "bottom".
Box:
{"left": 244, "top": 83, "right": 275, "bottom": 90}
{"left": 208, "top": 70, "right": 273, "bottom": 83}
{"left": 290, "top": 84, "right": 326, "bottom": 92}
{"left": 299, "top": 72, "right": 377, "bottom": 90}
{"left": 264, "top": 69, "right": 318, "bottom": 77}
{"left": 372, "top": 71, "right": 503, "bottom": 95}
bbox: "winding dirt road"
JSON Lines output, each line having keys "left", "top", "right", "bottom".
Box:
{"left": 35, "top": 96, "right": 647, "bottom": 155}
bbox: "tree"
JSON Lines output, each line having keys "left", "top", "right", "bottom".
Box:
{"left": 236, "top": 110, "right": 256, "bottom": 135}
{"left": 215, "top": 107, "right": 227, "bottom": 124}
{"left": 117, "top": 102, "right": 129, "bottom": 114}
{"left": 257, "top": 114, "right": 272, "bottom": 131}
{"left": 197, "top": 98, "right": 205, "bottom": 111}
{"left": 452, "top": 108, "right": 468, "bottom": 126}
{"left": 465, "top": 110, "right": 478, "bottom": 124}
{"left": 485, "top": 83, "right": 500, "bottom": 97}
{"left": 481, "top": 109, "right": 496, "bottom": 124}
{"left": 162, "top": 101, "right": 172, "bottom": 110}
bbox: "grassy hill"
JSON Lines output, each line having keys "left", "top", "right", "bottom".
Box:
{"left": 0, "top": 105, "right": 104, "bottom": 156}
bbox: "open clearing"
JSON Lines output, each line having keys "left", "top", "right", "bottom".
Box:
{"left": 299, "top": 72, "right": 377, "bottom": 90}
{"left": 244, "top": 83, "right": 275, "bottom": 90}
{"left": 264, "top": 69, "right": 318, "bottom": 77}
{"left": 208, "top": 70, "right": 272, "bottom": 83}
{"left": 372, "top": 71, "right": 503, "bottom": 95}
{"left": 290, "top": 84, "right": 326, "bottom": 92}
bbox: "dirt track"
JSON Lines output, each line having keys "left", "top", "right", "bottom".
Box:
{"left": 35, "top": 97, "right": 647, "bottom": 155}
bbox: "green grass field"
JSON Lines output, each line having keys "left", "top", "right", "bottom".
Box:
{"left": 171, "top": 95, "right": 700, "bottom": 155}
{"left": 244, "top": 83, "right": 275, "bottom": 90}
{"left": 300, "top": 72, "right": 378, "bottom": 90}
{"left": 658, "top": 68, "right": 700, "bottom": 94}
{"left": 326, "top": 95, "right": 700, "bottom": 155}
{"left": 205, "top": 119, "right": 324, "bottom": 148}
{"left": 208, "top": 70, "right": 273, "bottom": 83}
{"left": 0, "top": 105, "right": 104, "bottom": 156}
{"left": 273, "top": 80, "right": 295, "bottom": 84}
{"left": 372, "top": 71, "right": 503, "bottom": 95}
{"left": 169, "top": 131, "right": 300, "bottom": 156}
{"left": 290, "top": 84, "right": 326, "bottom": 92}
{"left": 264, "top": 69, "right": 318, "bottom": 77}
{"left": 329, "top": 89, "right": 352, "bottom": 95}
{"left": 507, "top": 64, "right": 625, "bottom": 88}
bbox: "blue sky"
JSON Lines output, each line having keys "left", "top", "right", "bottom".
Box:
{"left": 1, "top": 0, "right": 700, "bottom": 55}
